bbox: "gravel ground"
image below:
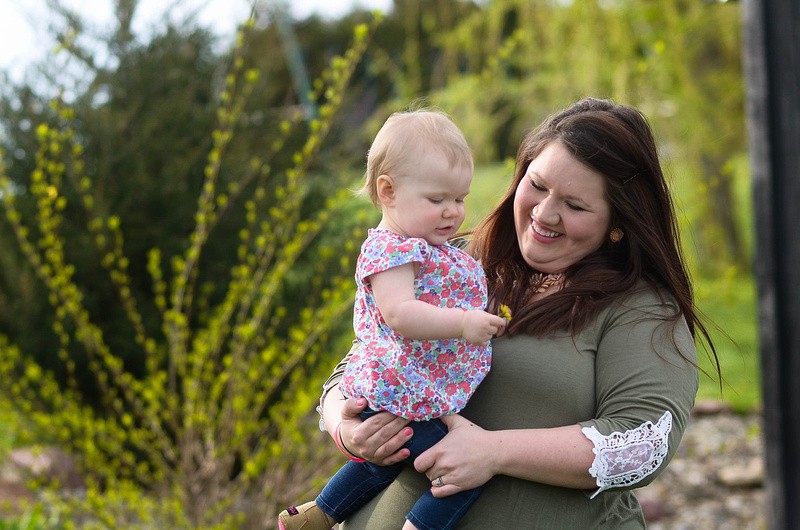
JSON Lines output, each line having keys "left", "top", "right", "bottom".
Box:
{"left": 637, "top": 402, "right": 766, "bottom": 529}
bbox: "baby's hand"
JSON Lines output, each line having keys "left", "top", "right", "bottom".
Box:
{"left": 461, "top": 310, "right": 508, "bottom": 346}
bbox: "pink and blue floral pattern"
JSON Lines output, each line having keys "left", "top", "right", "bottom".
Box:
{"left": 341, "top": 229, "right": 491, "bottom": 421}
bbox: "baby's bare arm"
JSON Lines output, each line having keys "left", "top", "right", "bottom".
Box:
{"left": 370, "top": 264, "right": 506, "bottom": 344}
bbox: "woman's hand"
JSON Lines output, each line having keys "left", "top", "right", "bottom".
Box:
{"left": 338, "top": 397, "right": 414, "bottom": 466}
{"left": 414, "top": 414, "right": 496, "bottom": 498}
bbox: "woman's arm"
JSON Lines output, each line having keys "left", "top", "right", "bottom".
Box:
{"left": 417, "top": 288, "right": 699, "bottom": 499}
{"left": 414, "top": 415, "right": 596, "bottom": 498}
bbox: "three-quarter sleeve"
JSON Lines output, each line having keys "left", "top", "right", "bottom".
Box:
{"left": 578, "top": 287, "right": 699, "bottom": 496}
{"left": 316, "top": 341, "right": 358, "bottom": 431}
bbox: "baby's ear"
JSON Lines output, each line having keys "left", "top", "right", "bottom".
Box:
{"left": 376, "top": 174, "right": 396, "bottom": 205}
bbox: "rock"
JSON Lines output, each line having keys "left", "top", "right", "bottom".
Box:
{"left": 4, "top": 446, "right": 84, "bottom": 489}
{"left": 717, "top": 458, "right": 764, "bottom": 488}
{"left": 636, "top": 487, "right": 675, "bottom": 522}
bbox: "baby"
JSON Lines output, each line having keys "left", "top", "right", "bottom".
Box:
{"left": 279, "top": 109, "right": 507, "bottom": 530}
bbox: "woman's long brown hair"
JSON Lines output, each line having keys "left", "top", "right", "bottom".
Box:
{"left": 470, "top": 98, "right": 720, "bottom": 378}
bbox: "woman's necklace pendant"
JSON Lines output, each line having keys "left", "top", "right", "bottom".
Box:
{"left": 533, "top": 273, "right": 561, "bottom": 293}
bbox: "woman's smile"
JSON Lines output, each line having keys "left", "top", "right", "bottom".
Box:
{"left": 531, "top": 219, "right": 563, "bottom": 241}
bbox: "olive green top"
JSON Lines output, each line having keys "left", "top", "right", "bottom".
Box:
{"left": 321, "top": 285, "right": 699, "bottom": 529}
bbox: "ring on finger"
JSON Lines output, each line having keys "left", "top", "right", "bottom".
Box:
{"left": 433, "top": 476, "right": 444, "bottom": 488}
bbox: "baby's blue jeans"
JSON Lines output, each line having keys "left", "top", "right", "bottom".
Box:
{"left": 316, "top": 409, "right": 482, "bottom": 530}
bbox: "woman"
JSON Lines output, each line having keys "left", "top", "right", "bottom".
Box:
{"left": 318, "top": 97, "right": 720, "bottom": 528}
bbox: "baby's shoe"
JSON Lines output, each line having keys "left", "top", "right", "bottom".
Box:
{"left": 278, "top": 501, "right": 337, "bottom": 530}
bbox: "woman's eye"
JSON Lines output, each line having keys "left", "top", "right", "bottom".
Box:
{"left": 566, "top": 202, "right": 585, "bottom": 212}
{"left": 530, "top": 180, "right": 546, "bottom": 192}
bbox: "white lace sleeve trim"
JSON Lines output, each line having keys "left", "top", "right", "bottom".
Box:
{"left": 582, "top": 410, "right": 673, "bottom": 499}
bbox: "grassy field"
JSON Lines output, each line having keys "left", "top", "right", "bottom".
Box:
{"left": 0, "top": 405, "right": 16, "bottom": 450}
{"left": 693, "top": 271, "right": 760, "bottom": 412}
{"left": 467, "top": 163, "right": 762, "bottom": 414}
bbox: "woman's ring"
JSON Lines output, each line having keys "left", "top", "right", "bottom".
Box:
{"left": 434, "top": 476, "right": 444, "bottom": 488}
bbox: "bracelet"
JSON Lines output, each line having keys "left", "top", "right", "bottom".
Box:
{"left": 335, "top": 422, "right": 367, "bottom": 462}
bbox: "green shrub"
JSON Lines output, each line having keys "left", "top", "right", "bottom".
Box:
{"left": 0, "top": 14, "right": 382, "bottom": 529}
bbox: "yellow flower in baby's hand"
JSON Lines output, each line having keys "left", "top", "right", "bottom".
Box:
{"left": 499, "top": 304, "right": 512, "bottom": 321}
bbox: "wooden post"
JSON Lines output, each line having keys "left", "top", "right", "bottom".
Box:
{"left": 743, "top": 0, "right": 800, "bottom": 528}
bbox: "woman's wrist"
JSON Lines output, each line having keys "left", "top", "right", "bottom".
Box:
{"left": 485, "top": 430, "right": 509, "bottom": 477}
{"left": 335, "top": 421, "right": 367, "bottom": 462}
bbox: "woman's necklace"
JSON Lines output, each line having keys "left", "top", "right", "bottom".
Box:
{"left": 532, "top": 272, "right": 562, "bottom": 293}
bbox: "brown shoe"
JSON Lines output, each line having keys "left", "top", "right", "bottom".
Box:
{"left": 278, "top": 501, "right": 337, "bottom": 530}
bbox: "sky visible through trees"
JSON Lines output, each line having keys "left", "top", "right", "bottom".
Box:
{"left": 0, "top": 0, "right": 392, "bottom": 82}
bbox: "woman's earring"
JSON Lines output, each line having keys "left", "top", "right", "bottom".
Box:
{"left": 609, "top": 228, "right": 624, "bottom": 243}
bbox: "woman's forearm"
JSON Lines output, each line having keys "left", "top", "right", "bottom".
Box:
{"left": 488, "top": 424, "right": 596, "bottom": 489}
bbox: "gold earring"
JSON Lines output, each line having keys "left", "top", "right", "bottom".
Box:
{"left": 609, "top": 228, "right": 624, "bottom": 243}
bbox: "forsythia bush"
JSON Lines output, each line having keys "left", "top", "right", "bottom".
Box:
{"left": 0, "top": 14, "right": 383, "bottom": 529}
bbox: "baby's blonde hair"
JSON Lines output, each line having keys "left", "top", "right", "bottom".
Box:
{"left": 359, "top": 108, "right": 473, "bottom": 207}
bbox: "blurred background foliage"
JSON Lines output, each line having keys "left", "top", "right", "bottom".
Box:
{"left": 0, "top": 0, "right": 755, "bottom": 527}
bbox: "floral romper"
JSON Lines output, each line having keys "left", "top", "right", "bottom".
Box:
{"left": 341, "top": 229, "right": 491, "bottom": 421}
